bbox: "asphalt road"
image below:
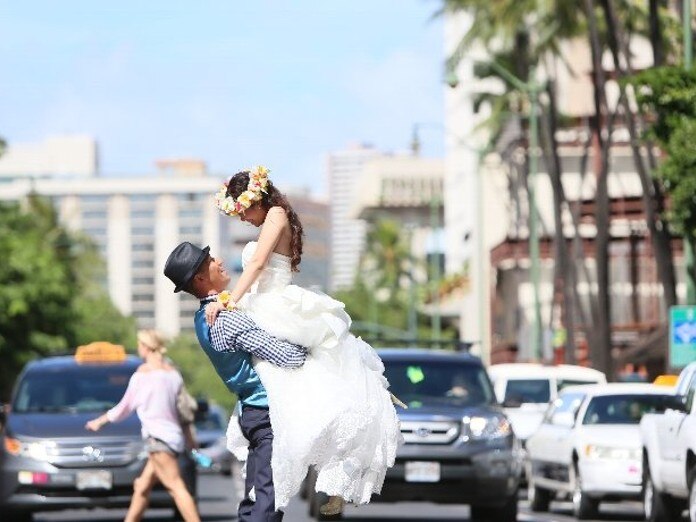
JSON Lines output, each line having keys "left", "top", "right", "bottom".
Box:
{"left": 34, "top": 471, "right": 656, "bottom": 522}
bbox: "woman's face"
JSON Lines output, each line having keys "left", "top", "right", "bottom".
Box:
{"left": 136, "top": 340, "right": 148, "bottom": 358}
{"left": 239, "top": 204, "right": 267, "bottom": 227}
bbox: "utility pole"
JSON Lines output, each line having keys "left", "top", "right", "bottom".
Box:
{"left": 430, "top": 196, "right": 442, "bottom": 340}
{"left": 484, "top": 61, "right": 543, "bottom": 360}
{"left": 685, "top": 0, "right": 696, "bottom": 305}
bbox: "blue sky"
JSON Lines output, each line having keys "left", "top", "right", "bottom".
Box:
{"left": 0, "top": 1, "right": 445, "bottom": 194}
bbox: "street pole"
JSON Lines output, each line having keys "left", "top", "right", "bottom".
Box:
{"left": 528, "top": 73, "right": 543, "bottom": 361}
{"left": 685, "top": 0, "right": 696, "bottom": 305}
{"left": 430, "top": 196, "right": 442, "bottom": 340}
{"left": 407, "top": 225, "right": 418, "bottom": 346}
{"left": 485, "top": 60, "right": 543, "bottom": 360}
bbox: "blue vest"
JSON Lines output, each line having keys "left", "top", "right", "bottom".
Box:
{"left": 193, "top": 306, "right": 268, "bottom": 408}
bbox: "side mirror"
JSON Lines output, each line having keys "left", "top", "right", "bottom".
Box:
{"left": 551, "top": 411, "right": 575, "bottom": 428}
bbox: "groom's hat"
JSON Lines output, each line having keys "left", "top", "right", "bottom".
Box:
{"left": 164, "top": 242, "right": 210, "bottom": 293}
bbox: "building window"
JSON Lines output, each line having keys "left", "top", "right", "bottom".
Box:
{"left": 131, "top": 209, "right": 154, "bottom": 219}
{"left": 179, "top": 225, "right": 202, "bottom": 235}
{"left": 132, "top": 226, "right": 154, "bottom": 236}
{"left": 132, "top": 277, "right": 154, "bottom": 285}
{"left": 132, "top": 243, "right": 154, "bottom": 252}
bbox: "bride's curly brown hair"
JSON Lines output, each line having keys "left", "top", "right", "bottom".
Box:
{"left": 226, "top": 171, "right": 304, "bottom": 272}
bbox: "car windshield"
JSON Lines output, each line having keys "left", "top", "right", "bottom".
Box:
{"left": 195, "top": 410, "right": 224, "bottom": 431}
{"left": 13, "top": 366, "right": 134, "bottom": 413}
{"left": 383, "top": 360, "right": 495, "bottom": 408}
{"left": 503, "top": 379, "right": 551, "bottom": 405}
{"left": 582, "top": 393, "right": 674, "bottom": 425}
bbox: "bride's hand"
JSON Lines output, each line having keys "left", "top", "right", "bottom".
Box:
{"left": 205, "top": 302, "right": 226, "bottom": 326}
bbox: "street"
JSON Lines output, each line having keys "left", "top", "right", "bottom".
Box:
{"left": 34, "top": 472, "right": 652, "bottom": 522}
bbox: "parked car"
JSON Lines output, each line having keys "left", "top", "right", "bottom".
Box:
{"left": 305, "top": 348, "right": 523, "bottom": 521}
{"left": 194, "top": 399, "right": 233, "bottom": 476}
{"left": 640, "top": 361, "right": 696, "bottom": 522}
{"left": 0, "top": 342, "right": 196, "bottom": 521}
{"left": 526, "top": 382, "right": 673, "bottom": 519}
{"left": 488, "top": 363, "right": 606, "bottom": 445}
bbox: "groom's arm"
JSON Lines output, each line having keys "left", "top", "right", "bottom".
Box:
{"left": 209, "top": 310, "right": 307, "bottom": 368}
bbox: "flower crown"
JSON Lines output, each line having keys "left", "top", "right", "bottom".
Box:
{"left": 214, "top": 165, "right": 270, "bottom": 216}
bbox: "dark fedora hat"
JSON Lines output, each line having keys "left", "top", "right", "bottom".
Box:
{"left": 164, "top": 242, "right": 210, "bottom": 293}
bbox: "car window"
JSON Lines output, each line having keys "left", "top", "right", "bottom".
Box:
{"left": 582, "top": 394, "right": 674, "bottom": 425}
{"left": 542, "top": 391, "right": 585, "bottom": 424}
{"left": 557, "top": 379, "right": 599, "bottom": 391}
{"left": 686, "top": 378, "right": 696, "bottom": 412}
{"left": 195, "top": 410, "right": 225, "bottom": 431}
{"left": 383, "top": 361, "right": 495, "bottom": 408}
{"left": 13, "top": 367, "right": 134, "bottom": 413}
{"left": 503, "top": 379, "right": 550, "bottom": 405}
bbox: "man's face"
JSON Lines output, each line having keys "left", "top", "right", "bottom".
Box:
{"left": 197, "top": 255, "right": 231, "bottom": 292}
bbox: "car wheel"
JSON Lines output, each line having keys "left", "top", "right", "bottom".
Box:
{"left": 527, "top": 473, "right": 551, "bottom": 512}
{"left": 644, "top": 461, "right": 681, "bottom": 522}
{"left": 470, "top": 495, "right": 517, "bottom": 522}
{"left": 688, "top": 468, "right": 696, "bottom": 522}
{"left": 571, "top": 463, "right": 598, "bottom": 520}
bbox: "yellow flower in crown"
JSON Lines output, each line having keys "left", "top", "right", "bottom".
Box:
{"left": 236, "top": 191, "right": 254, "bottom": 208}
{"left": 213, "top": 165, "right": 271, "bottom": 216}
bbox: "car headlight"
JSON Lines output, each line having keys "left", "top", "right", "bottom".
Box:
{"left": 463, "top": 414, "right": 512, "bottom": 440}
{"left": 4, "top": 437, "right": 57, "bottom": 461}
{"left": 584, "top": 444, "right": 640, "bottom": 460}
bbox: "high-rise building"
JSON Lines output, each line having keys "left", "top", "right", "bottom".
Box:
{"left": 327, "top": 143, "right": 380, "bottom": 291}
{"left": 0, "top": 135, "right": 98, "bottom": 180}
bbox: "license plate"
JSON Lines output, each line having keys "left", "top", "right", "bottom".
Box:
{"left": 76, "top": 470, "right": 112, "bottom": 490}
{"left": 405, "top": 461, "right": 440, "bottom": 482}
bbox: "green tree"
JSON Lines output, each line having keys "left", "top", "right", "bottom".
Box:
{"left": 630, "top": 66, "right": 696, "bottom": 278}
{"left": 0, "top": 198, "right": 75, "bottom": 392}
{"left": 0, "top": 197, "right": 135, "bottom": 398}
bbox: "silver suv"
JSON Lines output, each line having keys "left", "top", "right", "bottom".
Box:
{"left": 305, "top": 349, "right": 523, "bottom": 521}
{"left": 0, "top": 344, "right": 196, "bottom": 521}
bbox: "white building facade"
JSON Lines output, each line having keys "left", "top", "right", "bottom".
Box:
{"left": 327, "top": 143, "right": 380, "bottom": 291}
{"left": 1, "top": 175, "right": 329, "bottom": 337}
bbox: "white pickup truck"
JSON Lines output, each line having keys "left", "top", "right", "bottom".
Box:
{"left": 641, "top": 361, "right": 696, "bottom": 522}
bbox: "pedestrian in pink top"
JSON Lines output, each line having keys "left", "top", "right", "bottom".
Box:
{"left": 86, "top": 330, "right": 200, "bottom": 522}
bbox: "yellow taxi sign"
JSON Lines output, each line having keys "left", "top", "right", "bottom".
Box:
{"left": 653, "top": 374, "right": 678, "bottom": 387}
{"left": 75, "top": 342, "right": 127, "bottom": 364}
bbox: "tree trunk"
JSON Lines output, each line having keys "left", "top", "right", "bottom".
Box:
{"left": 599, "top": 0, "right": 678, "bottom": 310}
{"left": 541, "top": 80, "right": 577, "bottom": 364}
{"left": 584, "top": 0, "right": 614, "bottom": 377}
{"left": 649, "top": 0, "right": 665, "bottom": 66}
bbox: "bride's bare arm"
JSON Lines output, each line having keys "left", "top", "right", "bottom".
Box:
{"left": 228, "top": 206, "right": 288, "bottom": 302}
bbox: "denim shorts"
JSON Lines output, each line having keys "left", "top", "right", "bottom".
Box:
{"left": 145, "top": 437, "right": 178, "bottom": 456}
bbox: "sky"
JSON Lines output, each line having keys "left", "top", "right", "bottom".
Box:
{"left": 0, "top": 1, "right": 446, "bottom": 195}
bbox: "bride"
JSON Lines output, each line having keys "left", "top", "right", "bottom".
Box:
{"left": 207, "top": 166, "right": 402, "bottom": 514}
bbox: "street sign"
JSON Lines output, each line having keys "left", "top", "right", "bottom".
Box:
{"left": 670, "top": 306, "right": 696, "bottom": 368}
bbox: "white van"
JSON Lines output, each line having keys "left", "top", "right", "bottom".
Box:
{"left": 488, "top": 363, "right": 607, "bottom": 443}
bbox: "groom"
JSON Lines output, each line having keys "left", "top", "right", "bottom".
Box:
{"left": 164, "top": 241, "right": 306, "bottom": 522}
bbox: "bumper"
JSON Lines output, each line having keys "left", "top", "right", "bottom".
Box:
{"left": 579, "top": 458, "right": 643, "bottom": 498}
{"left": 0, "top": 453, "right": 194, "bottom": 513}
{"left": 377, "top": 443, "right": 522, "bottom": 506}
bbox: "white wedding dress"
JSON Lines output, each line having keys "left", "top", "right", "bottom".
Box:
{"left": 225, "top": 241, "right": 402, "bottom": 509}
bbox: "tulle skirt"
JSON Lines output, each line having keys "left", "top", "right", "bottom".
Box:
{"left": 226, "top": 284, "right": 402, "bottom": 508}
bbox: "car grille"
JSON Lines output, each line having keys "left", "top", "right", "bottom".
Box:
{"left": 47, "top": 438, "right": 144, "bottom": 468}
{"left": 400, "top": 421, "right": 460, "bottom": 444}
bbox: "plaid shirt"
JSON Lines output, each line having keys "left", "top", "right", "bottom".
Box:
{"left": 202, "top": 296, "right": 307, "bottom": 369}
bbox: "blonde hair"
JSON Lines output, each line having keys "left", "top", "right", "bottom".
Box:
{"left": 137, "top": 329, "right": 167, "bottom": 355}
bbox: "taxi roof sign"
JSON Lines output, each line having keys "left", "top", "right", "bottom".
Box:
{"left": 75, "top": 342, "right": 127, "bottom": 364}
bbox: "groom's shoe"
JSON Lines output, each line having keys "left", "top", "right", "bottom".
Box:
{"left": 320, "top": 495, "right": 345, "bottom": 517}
